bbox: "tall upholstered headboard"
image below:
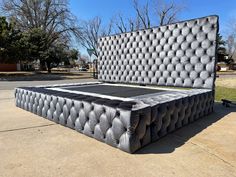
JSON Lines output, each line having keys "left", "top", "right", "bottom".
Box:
{"left": 97, "top": 15, "right": 218, "bottom": 89}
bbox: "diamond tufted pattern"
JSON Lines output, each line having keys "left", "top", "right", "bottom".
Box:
{"left": 98, "top": 15, "right": 218, "bottom": 89}
{"left": 15, "top": 85, "right": 214, "bottom": 153}
{"left": 15, "top": 15, "right": 218, "bottom": 153}
{"left": 137, "top": 90, "right": 214, "bottom": 140}
{"left": 15, "top": 87, "right": 151, "bottom": 153}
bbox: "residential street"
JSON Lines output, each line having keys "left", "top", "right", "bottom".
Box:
{"left": 0, "top": 78, "right": 96, "bottom": 90}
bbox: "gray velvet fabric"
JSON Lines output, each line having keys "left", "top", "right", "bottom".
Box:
{"left": 98, "top": 15, "right": 218, "bottom": 89}
{"left": 136, "top": 89, "right": 214, "bottom": 141}
{"left": 14, "top": 15, "right": 218, "bottom": 153}
{"left": 15, "top": 86, "right": 214, "bottom": 153}
{"left": 15, "top": 87, "right": 151, "bottom": 153}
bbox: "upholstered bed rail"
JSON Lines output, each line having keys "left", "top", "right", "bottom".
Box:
{"left": 15, "top": 87, "right": 151, "bottom": 153}
{"left": 15, "top": 86, "right": 214, "bottom": 153}
{"left": 15, "top": 15, "right": 218, "bottom": 153}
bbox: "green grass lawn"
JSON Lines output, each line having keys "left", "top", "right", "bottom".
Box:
{"left": 215, "top": 86, "right": 236, "bottom": 101}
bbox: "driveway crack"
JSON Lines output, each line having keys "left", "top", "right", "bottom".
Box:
{"left": 0, "top": 97, "right": 14, "bottom": 101}
{"left": 173, "top": 134, "right": 236, "bottom": 169}
{"left": 0, "top": 123, "right": 56, "bottom": 133}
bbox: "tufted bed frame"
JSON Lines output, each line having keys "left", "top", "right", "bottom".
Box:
{"left": 15, "top": 15, "right": 218, "bottom": 153}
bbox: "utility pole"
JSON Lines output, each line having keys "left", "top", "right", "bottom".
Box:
{"left": 87, "top": 49, "right": 96, "bottom": 78}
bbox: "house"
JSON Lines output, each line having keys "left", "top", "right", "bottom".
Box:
{"left": 0, "top": 63, "right": 20, "bottom": 71}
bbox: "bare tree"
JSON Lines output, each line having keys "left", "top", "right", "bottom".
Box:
{"left": 154, "top": 0, "right": 184, "bottom": 26}
{"left": 226, "top": 35, "right": 236, "bottom": 62}
{"left": 78, "top": 16, "right": 113, "bottom": 57}
{"left": 224, "top": 18, "right": 236, "bottom": 63}
{"left": 114, "top": 0, "right": 184, "bottom": 33}
{"left": 1, "top": 0, "right": 80, "bottom": 46}
{"left": 133, "top": 0, "right": 151, "bottom": 28}
{"left": 114, "top": 0, "right": 150, "bottom": 33}
{"left": 114, "top": 14, "right": 140, "bottom": 33}
{"left": 115, "top": 14, "right": 128, "bottom": 33}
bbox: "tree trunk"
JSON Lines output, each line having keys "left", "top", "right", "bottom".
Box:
{"left": 46, "top": 62, "right": 51, "bottom": 73}
{"left": 39, "top": 60, "right": 46, "bottom": 71}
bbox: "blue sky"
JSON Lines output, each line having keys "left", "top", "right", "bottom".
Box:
{"left": 69, "top": 0, "right": 236, "bottom": 54}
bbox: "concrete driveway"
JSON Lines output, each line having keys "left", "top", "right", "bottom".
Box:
{"left": 0, "top": 80, "right": 236, "bottom": 177}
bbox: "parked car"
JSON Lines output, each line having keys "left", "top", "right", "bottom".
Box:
{"left": 78, "top": 67, "right": 88, "bottom": 71}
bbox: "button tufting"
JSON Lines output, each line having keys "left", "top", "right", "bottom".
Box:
{"left": 98, "top": 16, "right": 217, "bottom": 89}
{"left": 15, "top": 16, "right": 217, "bottom": 154}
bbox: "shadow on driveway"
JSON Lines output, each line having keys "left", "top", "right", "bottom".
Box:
{"left": 136, "top": 102, "right": 236, "bottom": 154}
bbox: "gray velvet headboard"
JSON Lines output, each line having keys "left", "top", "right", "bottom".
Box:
{"left": 98, "top": 15, "right": 218, "bottom": 89}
